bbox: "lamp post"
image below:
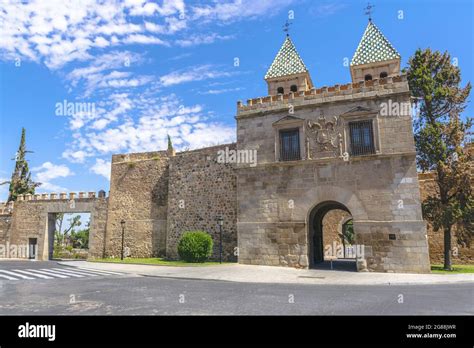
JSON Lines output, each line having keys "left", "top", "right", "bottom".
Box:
{"left": 216, "top": 215, "right": 224, "bottom": 264}
{"left": 120, "top": 219, "right": 126, "bottom": 260}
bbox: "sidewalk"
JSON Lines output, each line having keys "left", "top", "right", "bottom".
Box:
{"left": 58, "top": 261, "right": 474, "bottom": 285}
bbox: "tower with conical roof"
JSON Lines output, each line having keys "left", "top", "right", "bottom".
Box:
{"left": 350, "top": 19, "right": 401, "bottom": 83}
{"left": 264, "top": 35, "right": 313, "bottom": 96}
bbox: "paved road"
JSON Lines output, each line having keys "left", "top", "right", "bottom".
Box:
{"left": 0, "top": 261, "right": 472, "bottom": 315}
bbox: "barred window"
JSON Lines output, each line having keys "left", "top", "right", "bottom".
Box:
{"left": 280, "top": 129, "right": 300, "bottom": 161}
{"left": 349, "top": 120, "right": 375, "bottom": 156}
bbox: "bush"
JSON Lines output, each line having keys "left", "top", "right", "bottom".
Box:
{"left": 177, "top": 231, "right": 213, "bottom": 263}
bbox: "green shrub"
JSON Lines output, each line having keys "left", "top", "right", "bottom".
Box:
{"left": 177, "top": 231, "right": 213, "bottom": 263}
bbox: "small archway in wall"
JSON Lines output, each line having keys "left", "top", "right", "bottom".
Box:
{"left": 308, "top": 201, "right": 357, "bottom": 271}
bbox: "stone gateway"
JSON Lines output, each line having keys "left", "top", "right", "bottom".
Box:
{"left": 2, "top": 20, "right": 449, "bottom": 273}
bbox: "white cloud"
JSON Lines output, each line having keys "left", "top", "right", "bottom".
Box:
{"left": 123, "top": 34, "right": 169, "bottom": 46}
{"left": 199, "top": 87, "right": 244, "bottom": 95}
{"left": 32, "top": 162, "right": 74, "bottom": 182}
{"left": 191, "top": 0, "right": 295, "bottom": 22}
{"left": 90, "top": 159, "right": 111, "bottom": 180}
{"left": 62, "top": 150, "right": 93, "bottom": 163}
{"left": 159, "top": 65, "right": 234, "bottom": 87}
{"left": 64, "top": 94, "right": 236, "bottom": 159}
{"left": 0, "top": 0, "right": 293, "bottom": 69}
{"left": 0, "top": 177, "right": 9, "bottom": 202}
{"left": 0, "top": 0, "right": 184, "bottom": 69}
{"left": 32, "top": 162, "right": 74, "bottom": 192}
{"left": 175, "top": 33, "right": 234, "bottom": 47}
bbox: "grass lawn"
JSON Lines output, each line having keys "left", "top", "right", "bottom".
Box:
{"left": 431, "top": 264, "right": 474, "bottom": 274}
{"left": 89, "top": 257, "right": 233, "bottom": 267}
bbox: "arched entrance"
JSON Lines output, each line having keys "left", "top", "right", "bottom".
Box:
{"left": 308, "top": 201, "right": 356, "bottom": 270}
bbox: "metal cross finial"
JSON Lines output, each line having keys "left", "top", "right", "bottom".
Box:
{"left": 364, "top": 2, "right": 375, "bottom": 22}
{"left": 283, "top": 20, "right": 292, "bottom": 37}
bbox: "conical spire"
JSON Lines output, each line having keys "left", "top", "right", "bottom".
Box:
{"left": 265, "top": 36, "right": 309, "bottom": 79}
{"left": 350, "top": 21, "right": 400, "bottom": 66}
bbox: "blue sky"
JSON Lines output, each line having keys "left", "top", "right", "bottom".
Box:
{"left": 0, "top": 0, "right": 472, "bottom": 200}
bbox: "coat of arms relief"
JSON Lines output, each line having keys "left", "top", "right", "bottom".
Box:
{"left": 306, "top": 114, "right": 343, "bottom": 159}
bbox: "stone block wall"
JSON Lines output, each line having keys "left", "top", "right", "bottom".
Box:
{"left": 236, "top": 153, "right": 430, "bottom": 272}
{"left": 0, "top": 215, "right": 12, "bottom": 248}
{"left": 322, "top": 209, "right": 351, "bottom": 250}
{"left": 105, "top": 151, "right": 170, "bottom": 258}
{"left": 166, "top": 144, "right": 237, "bottom": 261}
{"left": 237, "top": 80, "right": 415, "bottom": 166}
{"left": 8, "top": 195, "right": 107, "bottom": 260}
{"left": 419, "top": 172, "right": 473, "bottom": 264}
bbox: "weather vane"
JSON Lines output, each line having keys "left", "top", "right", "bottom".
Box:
{"left": 364, "top": 2, "right": 375, "bottom": 22}
{"left": 283, "top": 20, "right": 292, "bottom": 37}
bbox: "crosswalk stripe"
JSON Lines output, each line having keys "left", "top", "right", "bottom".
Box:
{"left": 0, "top": 273, "right": 18, "bottom": 280}
{"left": 41, "top": 269, "right": 83, "bottom": 278}
{"left": 27, "top": 269, "right": 70, "bottom": 279}
{"left": 75, "top": 267, "right": 124, "bottom": 276}
{"left": 0, "top": 270, "right": 35, "bottom": 280}
{"left": 0, "top": 267, "right": 123, "bottom": 281}
{"left": 51, "top": 268, "right": 101, "bottom": 277}
{"left": 13, "top": 269, "right": 53, "bottom": 279}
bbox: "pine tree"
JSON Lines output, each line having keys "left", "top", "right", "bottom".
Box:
{"left": 4, "top": 128, "right": 41, "bottom": 202}
{"left": 405, "top": 49, "right": 473, "bottom": 271}
{"left": 167, "top": 134, "right": 175, "bottom": 156}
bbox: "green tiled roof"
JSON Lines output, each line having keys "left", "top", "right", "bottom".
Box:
{"left": 350, "top": 21, "right": 400, "bottom": 66}
{"left": 265, "top": 36, "right": 308, "bottom": 79}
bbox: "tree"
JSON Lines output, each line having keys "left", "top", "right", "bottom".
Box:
{"left": 55, "top": 214, "right": 82, "bottom": 247}
{"left": 167, "top": 134, "right": 175, "bottom": 156}
{"left": 1, "top": 128, "right": 41, "bottom": 202}
{"left": 70, "top": 220, "right": 90, "bottom": 249}
{"left": 405, "top": 48, "right": 473, "bottom": 270}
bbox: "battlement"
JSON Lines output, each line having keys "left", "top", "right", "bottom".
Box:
{"left": 16, "top": 191, "right": 107, "bottom": 202}
{"left": 0, "top": 201, "right": 14, "bottom": 215}
{"left": 236, "top": 74, "right": 409, "bottom": 117}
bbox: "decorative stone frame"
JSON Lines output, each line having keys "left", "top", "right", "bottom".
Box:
{"left": 272, "top": 116, "right": 307, "bottom": 162}
{"left": 339, "top": 107, "right": 381, "bottom": 157}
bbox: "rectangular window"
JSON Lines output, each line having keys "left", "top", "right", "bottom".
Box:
{"left": 280, "top": 129, "right": 301, "bottom": 161}
{"left": 349, "top": 120, "right": 375, "bottom": 156}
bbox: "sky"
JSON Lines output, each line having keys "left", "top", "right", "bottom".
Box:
{"left": 0, "top": 0, "right": 473, "bottom": 201}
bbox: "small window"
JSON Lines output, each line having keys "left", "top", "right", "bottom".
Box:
{"left": 290, "top": 85, "right": 297, "bottom": 92}
{"left": 379, "top": 72, "right": 388, "bottom": 79}
{"left": 349, "top": 120, "right": 375, "bottom": 156}
{"left": 277, "top": 87, "right": 284, "bottom": 94}
{"left": 364, "top": 74, "right": 372, "bottom": 81}
{"left": 280, "top": 129, "right": 300, "bottom": 161}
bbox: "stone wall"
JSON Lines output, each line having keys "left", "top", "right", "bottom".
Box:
{"left": 322, "top": 209, "right": 351, "bottom": 250}
{"left": 0, "top": 215, "right": 12, "bottom": 248}
{"left": 166, "top": 144, "right": 238, "bottom": 261}
{"left": 105, "top": 151, "right": 170, "bottom": 258}
{"left": 419, "top": 172, "right": 473, "bottom": 265}
{"left": 7, "top": 194, "right": 108, "bottom": 260}
{"left": 236, "top": 75, "right": 431, "bottom": 273}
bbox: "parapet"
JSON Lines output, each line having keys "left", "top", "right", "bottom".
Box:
{"left": 16, "top": 191, "right": 107, "bottom": 202}
{"left": 0, "top": 201, "right": 14, "bottom": 215}
{"left": 236, "top": 74, "right": 409, "bottom": 118}
{"left": 112, "top": 150, "right": 169, "bottom": 164}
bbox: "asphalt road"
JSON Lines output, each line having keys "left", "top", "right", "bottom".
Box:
{"left": 0, "top": 261, "right": 472, "bottom": 315}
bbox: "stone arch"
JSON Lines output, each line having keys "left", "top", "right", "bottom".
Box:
{"left": 308, "top": 200, "right": 351, "bottom": 266}
{"left": 298, "top": 185, "right": 369, "bottom": 222}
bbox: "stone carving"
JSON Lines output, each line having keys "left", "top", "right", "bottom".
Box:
{"left": 306, "top": 115, "right": 341, "bottom": 158}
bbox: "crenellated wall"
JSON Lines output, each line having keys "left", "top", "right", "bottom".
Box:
{"left": 4, "top": 192, "right": 108, "bottom": 260}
